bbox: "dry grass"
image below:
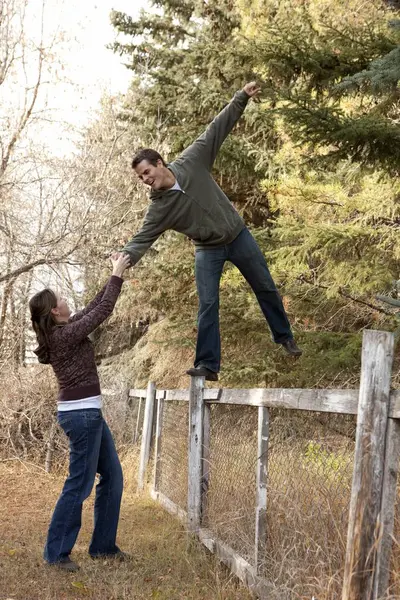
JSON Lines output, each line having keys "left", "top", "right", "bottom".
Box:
{"left": 192, "top": 406, "right": 357, "bottom": 600}
{"left": 99, "top": 320, "right": 196, "bottom": 391}
{"left": 0, "top": 367, "right": 61, "bottom": 463}
{"left": 0, "top": 455, "right": 252, "bottom": 600}
{"left": 153, "top": 400, "right": 352, "bottom": 599}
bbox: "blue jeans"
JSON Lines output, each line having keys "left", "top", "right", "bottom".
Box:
{"left": 195, "top": 227, "right": 293, "bottom": 372}
{"left": 44, "top": 409, "right": 123, "bottom": 564}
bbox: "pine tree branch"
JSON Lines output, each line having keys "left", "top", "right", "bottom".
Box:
{"left": 297, "top": 275, "right": 392, "bottom": 315}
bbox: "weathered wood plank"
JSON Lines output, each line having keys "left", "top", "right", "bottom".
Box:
{"left": 255, "top": 407, "right": 269, "bottom": 573}
{"left": 137, "top": 381, "right": 156, "bottom": 491}
{"left": 153, "top": 392, "right": 165, "bottom": 494}
{"left": 198, "top": 527, "right": 253, "bottom": 577}
{"left": 373, "top": 417, "right": 400, "bottom": 598}
{"left": 389, "top": 390, "right": 400, "bottom": 418}
{"left": 129, "top": 388, "right": 147, "bottom": 398}
{"left": 214, "top": 388, "right": 360, "bottom": 413}
{"left": 150, "top": 489, "right": 187, "bottom": 522}
{"left": 203, "top": 389, "right": 220, "bottom": 401}
{"left": 188, "top": 376, "right": 205, "bottom": 532}
{"left": 150, "top": 392, "right": 158, "bottom": 452}
{"left": 134, "top": 386, "right": 400, "bottom": 416}
{"left": 165, "top": 389, "right": 190, "bottom": 401}
{"left": 158, "top": 387, "right": 361, "bottom": 413}
{"left": 198, "top": 528, "right": 281, "bottom": 599}
{"left": 342, "top": 330, "right": 394, "bottom": 600}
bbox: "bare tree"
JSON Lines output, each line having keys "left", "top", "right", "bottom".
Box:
{"left": 0, "top": 0, "right": 90, "bottom": 363}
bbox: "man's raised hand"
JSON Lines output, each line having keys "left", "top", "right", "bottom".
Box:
{"left": 243, "top": 81, "right": 261, "bottom": 99}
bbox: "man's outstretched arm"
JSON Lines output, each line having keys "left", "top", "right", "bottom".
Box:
{"left": 180, "top": 82, "right": 261, "bottom": 170}
{"left": 121, "top": 204, "right": 168, "bottom": 267}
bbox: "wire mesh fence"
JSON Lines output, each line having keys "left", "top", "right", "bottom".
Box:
{"left": 390, "top": 472, "right": 400, "bottom": 597}
{"left": 262, "top": 409, "right": 356, "bottom": 597}
{"left": 130, "top": 332, "right": 400, "bottom": 599}
{"left": 153, "top": 400, "right": 357, "bottom": 598}
{"left": 203, "top": 404, "right": 258, "bottom": 563}
{"left": 127, "top": 394, "right": 146, "bottom": 446}
{"left": 157, "top": 400, "right": 189, "bottom": 511}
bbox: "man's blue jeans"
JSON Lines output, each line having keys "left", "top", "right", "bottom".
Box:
{"left": 44, "top": 409, "right": 123, "bottom": 564}
{"left": 195, "top": 227, "right": 293, "bottom": 373}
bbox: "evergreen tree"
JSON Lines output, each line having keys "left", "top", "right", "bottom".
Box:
{"left": 103, "top": 0, "right": 400, "bottom": 388}
{"left": 234, "top": 0, "right": 400, "bottom": 307}
{"left": 243, "top": 0, "right": 400, "bottom": 173}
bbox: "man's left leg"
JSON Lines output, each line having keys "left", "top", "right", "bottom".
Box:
{"left": 228, "top": 228, "right": 302, "bottom": 356}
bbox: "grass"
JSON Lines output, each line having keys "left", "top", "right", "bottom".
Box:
{"left": 0, "top": 457, "right": 252, "bottom": 600}
{"left": 2, "top": 427, "right": 400, "bottom": 600}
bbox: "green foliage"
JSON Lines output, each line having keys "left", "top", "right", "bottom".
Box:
{"left": 336, "top": 45, "right": 400, "bottom": 95}
{"left": 110, "top": 0, "right": 266, "bottom": 201}
{"left": 244, "top": 0, "right": 400, "bottom": 173}
{"left": 219, "top": 330, "right": 363, "bottom": 388}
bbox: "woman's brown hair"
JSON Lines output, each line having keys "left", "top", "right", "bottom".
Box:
{"left": 29, "top": 289, "right": 58, "bottom": 364}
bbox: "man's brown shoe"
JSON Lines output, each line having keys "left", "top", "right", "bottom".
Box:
{"left": 186, "top": 366, "right": 218, "bottom": 381}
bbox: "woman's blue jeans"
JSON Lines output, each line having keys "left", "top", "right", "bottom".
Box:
{"left": 44, "top": 409, "right": 123, "bottom": 563}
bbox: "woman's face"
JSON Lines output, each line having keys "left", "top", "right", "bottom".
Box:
{"left": 51, "top": 292, "right": 71, "bottom": 322}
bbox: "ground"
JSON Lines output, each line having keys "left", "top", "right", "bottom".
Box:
{"left": 0, "top": 460, "right": 252, "bottom": 600}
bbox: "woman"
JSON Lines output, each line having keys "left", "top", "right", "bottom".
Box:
{"left": 29, "top": 252, "right": 131, "bottom": 572}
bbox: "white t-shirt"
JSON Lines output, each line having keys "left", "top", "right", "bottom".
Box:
{"left": 58, "top": 395, "right": 102, "bottom": 411}
{"left": 170, "top": 180, "right": 184, "bottom": 192}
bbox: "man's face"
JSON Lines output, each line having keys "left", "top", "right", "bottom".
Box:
{"left": 134, "top": 159, "right": 167, "bottom": 190}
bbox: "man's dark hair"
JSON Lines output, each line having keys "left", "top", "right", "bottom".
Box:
{"left": 132, "top": 148, "right": 166, "bottom": 169}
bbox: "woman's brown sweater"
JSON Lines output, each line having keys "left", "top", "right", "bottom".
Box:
{"left": 49, "top": 276, "right": 122, "bottom": 402}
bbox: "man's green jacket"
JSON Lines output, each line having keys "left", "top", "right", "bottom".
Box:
{"left": 123, "top": 89, "right": 250, "bottom": 265}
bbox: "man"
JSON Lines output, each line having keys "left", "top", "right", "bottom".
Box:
{"left": 122, "top": 82, "right": 302, "bottom": 382}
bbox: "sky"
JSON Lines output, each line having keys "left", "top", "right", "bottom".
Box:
{"left": 19, "top": 0, "right": 149, "bottom": 295}
{"left": 27, "top": 0, "right": 149, "bottom": 154}
{"left": 45, "top": 0, "right": 145, "bottom": 111}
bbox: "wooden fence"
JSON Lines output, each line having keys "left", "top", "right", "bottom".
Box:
{"left": 128, "top": 330, "right": 400, "bottom": 600}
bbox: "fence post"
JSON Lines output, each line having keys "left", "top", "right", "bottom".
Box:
{"left": 255, "top": 406, "right": 269, "bottom": 573}
{"left": 342, "top": 330, "right": 394, "bottom": 600}
{"left": 188, "top": 376, "right": 205, "bottom": 532}
{"left": 133, "top": 396, "right": 143, "bottom": 444}
{"left": 150, "top": 395, "right": 158, "bottom": 452}
{"left": 373, "top": 416, "right": 400, "bottom": 598}
{"left": 137, "top": 381, "right": 156, "bottom": 492}
{"left": 153, "top": 391, "right": 165, "bottom": 494}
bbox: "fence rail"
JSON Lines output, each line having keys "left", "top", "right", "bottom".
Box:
{"left": 132, "top": 386, "right": 400, "bottom": 415}
{"left": 127, "top": 330, "right": 400, "bottom": 599}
